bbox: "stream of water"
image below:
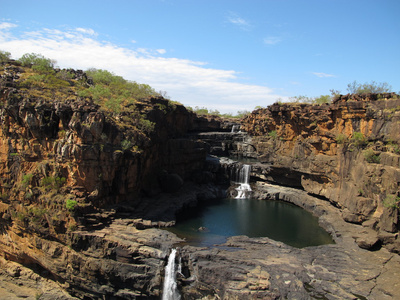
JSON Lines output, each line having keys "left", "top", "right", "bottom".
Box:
{"left": 162, "top": 248, "right": 181, "bottom": 300}
{"left": 235, "top": 164, "right": 252, "bottom": 199}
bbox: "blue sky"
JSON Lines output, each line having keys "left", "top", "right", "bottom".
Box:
{"left": 1, "top": 0, "right": 399, "bottom": 113}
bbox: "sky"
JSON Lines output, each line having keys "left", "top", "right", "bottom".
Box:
{"left": 1, "top": 0, "right": 399, "bottom": 114}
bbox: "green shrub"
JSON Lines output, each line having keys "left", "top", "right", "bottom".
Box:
{"left": 20, "top": 72, "right": 70, "bottom": 91}
{"left": 363, "top": 149, "right": 381, "bottom": 163}
{"left": 268, "top": 130, "right": 278, "bottom": 139}
{"left": 336, "top": 133, "right": 348, "bottom": 144}
{"left": 0, "top": 50, "right": 11, "bottom": 63}
{"left": 347, "top": 80, "right": 392, "bottom": 94}
{"left": 21, "top": 173, "right": 34, "bottom": 190}
{"left": 121, "top": 139, "right": 134, "bottom": 151}
{"left": 383, "top": 195, "right": 400, "bottom": 209}
{"left": 84, "top": 68, "right": 158, "bottom": 112}
{"left": 351, "top": 132, "right": 367, "bottom": 148}
{"left": 28, "top": 207, "right": 47, "bottom": 223}
{"left": 314, "top": 95, "right": 332, "bottom": 104}
{"left": 18, "top": 53, "right": 56, "bottom": 73}
{"left": 66, "top": 199, "right": 77, "bottom": 212}
{"left": 138, "top": 117, "right": 155, "bottom": 134}
{"left": 387, "top": 139, "right": 400, "bottom": 154}
{"left": 40, "top": 176, "right": 66, "bottom": 190}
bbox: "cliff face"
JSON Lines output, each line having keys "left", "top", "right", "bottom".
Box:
{"left": 242, "top": 93, "right": 400, "bottom": 252}
{"left": 0, "top": 62, "right": 224, "bottom": 298}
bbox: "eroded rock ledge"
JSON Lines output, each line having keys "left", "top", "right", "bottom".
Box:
{"left": 178, "top": 183, "right": 400, "bottom": 299}
{"left": 2, "top": 183, "right": 399, "bottom": 299}
{"left": 241, "top": 94, "right": 400, "bottom": 254}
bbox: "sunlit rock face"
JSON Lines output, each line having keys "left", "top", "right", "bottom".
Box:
{"left": 0, "top": 63, "right": 225, "bottom": 298}
{"left": 241, "top": 93, "right": 400, "bottom": 253}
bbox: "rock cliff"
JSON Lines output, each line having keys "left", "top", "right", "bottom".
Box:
{"left": 241, "top": 93, "right": 400, "bottom": 253}
{"left": 1, "top": 60, "right": 400, "bottom": 299}
{"left": 0, "top": 61, "right": 225, "bottom": 298}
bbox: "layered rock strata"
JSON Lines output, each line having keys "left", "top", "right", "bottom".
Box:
{"left": 0, "top": 63, "right": 226, "bottom": 298}
{"left": 241, "top": 94, "right": 400, "bottom": 253}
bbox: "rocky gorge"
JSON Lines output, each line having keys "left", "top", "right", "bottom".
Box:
{"left": 0, "top": 61, "right": 399, "bottom": 299}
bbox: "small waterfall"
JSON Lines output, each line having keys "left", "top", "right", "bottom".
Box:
{"left": 235, "top": 164, "right": 252, "bottom": 199}
{"left": 231, "top": 124, "right": 240, "bottom": 133}
{"left": 162, "top": 249, "right": 181, "bottom": 300}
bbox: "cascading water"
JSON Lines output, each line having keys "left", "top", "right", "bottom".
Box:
{"left": 162, "top": 248, "right": 181, "bottom": 300}
{"left": 231, "top": 124, "right": 240, "bottom": 133}
{"left": 235, "top": 164, "right": 252, "bottom": 199}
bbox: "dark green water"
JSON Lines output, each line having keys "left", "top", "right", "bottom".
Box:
{"left": 167, "top": 198, "right": 334, "bottom": 248}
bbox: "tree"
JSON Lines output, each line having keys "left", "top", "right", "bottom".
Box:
{"left": 236, "top": 110, "right": 250, "bottom": 118}
{"left": 346, "top": 80, "right": 392, "bottom": 94}
{"left": 289, "top": 95, "right": 313, "bottom": 103}
{"left": 18, "top": 53, "right": 56, "bottom": 73}
{"left": 314, "top": 95, "right": 331, "bottom": 104}
{"left": 288, "top": 95, "right": 332, "bottom": 105}
{"left": 0, "top": 50, "right": 11, "bottom": 63}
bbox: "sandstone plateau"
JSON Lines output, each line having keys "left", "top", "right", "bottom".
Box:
{"left": 0, "top": 61, "right": 399, "bottom": 299}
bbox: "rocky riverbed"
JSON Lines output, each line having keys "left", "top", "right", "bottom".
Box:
{"left": 1, "top": 183, "right": 399, "bottom": 299}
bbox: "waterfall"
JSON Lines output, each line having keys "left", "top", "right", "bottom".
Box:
{"left": 231, "top": 125, "right": 240, "bottom": 133}
{"left": 235, "top": 164, "right": 252, "bottom": 199}
{"left": 162, "top": 248, "right": 181, "bottom": 300}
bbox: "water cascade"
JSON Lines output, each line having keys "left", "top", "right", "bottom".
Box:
{"left": 162, "top": 248, "right": 181, "bottom": 300}
{"left": 231, "top": 124, "right": 240, "bottom": 133}
{"left": 235, "top": 164, "right": 252, "bottom": 199}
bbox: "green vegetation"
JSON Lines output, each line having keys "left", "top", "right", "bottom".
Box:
{"left": 2, "top": 52, "right": 161, "bottom": 115}
{"left": 28, "top": 207, "right": 48, "bottom": 223}
{"left": 383, "top": 195, "right": 400, "bottom": 209}
{"left": 121, "top": 139, "right": 134, "bottom": 151}
{"left": 0, "top": 50, "right": 11, "bottom": 63}
{"left": 335, "top": 133, "right": 348, "bottom": 144}
{"left": 347, "top": 80, "right": 392, "bottom": 94}
{"left": 288, "top": 95, "right": 332, "bottom": 105}
{"left": 40, "top": 176, "right": 66, "bottom": 191}
{"left": 0, "top": 51, "right": 166, "bottom": 148}
{"left": 66, "top": 199, "right": 78, "bottom": 212}
{"left": 18, "top": 53, "right": 56, "bottom": 73}
{"left": 351, "top": 132, "right": 367, "bottom": 148}
{"left": 187, "top": 106, "right": 250, "bottom": 118}
{"left": 279, "top": 80, "right": 394, "bottom": 106}
{"left": 21, "top": 173, "right": 34, "bottom": 188}
{"left": 387, "top": 139, "right": 400, "bottom": 154}
{"left": 363, "top": 149, "right": 381, "bottom": 164}
{"left": 80, "top": 68, "right": 158, "bottom": 113}
{"left": 268, "top": 130, "right": 278, "bottom": 139}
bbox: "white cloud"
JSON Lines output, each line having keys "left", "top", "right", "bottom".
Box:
{"left": 156, "top": 49, "right": 166, "bottom": 54}
{"left": 0, "top": 22, "right": 18, "bottom": 40}
{"left": 0, "top": 22, "right": 283, "bottom": 113}
{"left": 263, "top": 36, "right": 282, "bottom": 45}
{"left": 312, "top": 72, "right": 336, "bottom": 78}
{"left": 0, "top": 22, "right": 17, "bottom": 30}
{"left": 227, "top": 12, "right": 251, "bottom": 30}
{"left": 75, "top": 27, "right": 97, "bottom": 36}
